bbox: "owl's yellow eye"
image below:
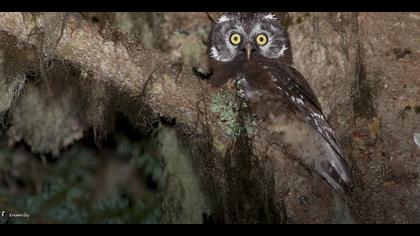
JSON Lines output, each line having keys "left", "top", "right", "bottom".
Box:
{"left": 256, "top": 34, "right": 268, "bottom": 46}
{"left": 229, "top": 33, "right": 241, "bottom": 45}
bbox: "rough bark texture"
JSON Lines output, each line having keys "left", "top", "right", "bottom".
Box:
{"left": 287, "top": 12, "right": 420, "bottom": 223}
{"left": 1, "top": 12, "right": 420, "bottom": 223}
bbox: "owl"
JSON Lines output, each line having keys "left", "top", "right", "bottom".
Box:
{"left": 208, "top": 12, "right": 352, "bottom": 192}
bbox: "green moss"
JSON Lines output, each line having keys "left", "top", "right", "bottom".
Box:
{"left": 211, "top": 93, "right": 257, "bottom": 138}
{"left": 211, "top": 92, "right": 239, "bottom": 138}
{"left": 244, "top": 117, "right": 257, "bottom": 136}
{"left": 213, "top": 140, "right": 227, "bottom": 153}
{"left": 294, "top": 13, "right": 310, "bottom": 25}
{"left": 415, "top": 105, "right": 420, "bottom": 114}
{"left": 296, "top": 16, "right": 304, "bottom": 24}
{"left": 281, "top": 16, "right": 291, "bottom": 28}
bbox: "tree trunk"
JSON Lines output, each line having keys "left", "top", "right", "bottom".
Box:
{"left": 0, "top": 12, "right": 419, "bottom": 223}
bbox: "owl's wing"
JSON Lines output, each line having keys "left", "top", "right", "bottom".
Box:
{"left": 246, "top": 62, "right": 351, "bottom": 192}
{"left": 295, "top": 97, "right": 351, "bottom": 192}
{"left": 279, "top": 64, "right": 351, "bottom": 192}
{"left": 240, "top": 61, "right": 351, "bottom": 192}
{"left": 285, "top": 66, "right": 322, "bottom": 111}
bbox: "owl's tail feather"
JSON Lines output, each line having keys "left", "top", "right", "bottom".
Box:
{"left": 315, "top": 145, "right": 352, "bottom": 193}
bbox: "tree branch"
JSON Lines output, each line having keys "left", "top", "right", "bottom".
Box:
{"left": 1, "top": 12, "right": 211, "bottom": 125}
{"left": 0, "top": 12, "right": 350, "bottom": 223}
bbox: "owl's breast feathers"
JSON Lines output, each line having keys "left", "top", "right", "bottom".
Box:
{"left": 236, "top": 60, "right": 351, "bottom": 192}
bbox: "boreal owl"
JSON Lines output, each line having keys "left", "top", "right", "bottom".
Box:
{"left": 208, "top": 12, "right": 352, "bottom": 192}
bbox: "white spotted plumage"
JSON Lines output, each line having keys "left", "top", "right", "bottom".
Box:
{"left": 263, "top": 13, "right": 276, "bottom": 20}
{"left": 217, "top": 15, "right": 230, "bottom": 23}
{"left": 277, "top": 45, "right": 288, "bottom": 57}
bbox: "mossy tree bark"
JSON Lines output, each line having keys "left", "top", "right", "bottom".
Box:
{"left": 1, "top": 12, "right": 419, "bottom": 223}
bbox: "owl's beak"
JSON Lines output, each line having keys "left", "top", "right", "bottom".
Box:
{"left": 244, "top": 43, "right": 253, "bottom": 60}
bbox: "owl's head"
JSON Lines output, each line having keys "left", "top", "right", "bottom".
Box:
{"left": 208, "top": 12, "right": 292, "bottom": 64}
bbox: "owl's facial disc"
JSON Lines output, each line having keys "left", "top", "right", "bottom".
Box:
{"left": 209, "top": 12, "right": 289, "bottom": 62}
